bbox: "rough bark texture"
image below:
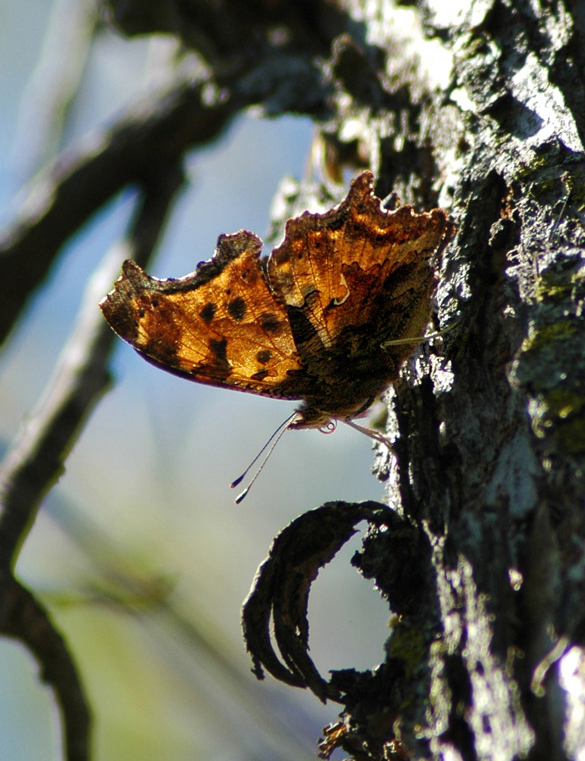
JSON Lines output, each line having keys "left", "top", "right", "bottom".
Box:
{"left": 237, "top": 2, "right": 585, "bottom": 758}
{"left": 2, "top": 1, "right": 585, "bottom": 759}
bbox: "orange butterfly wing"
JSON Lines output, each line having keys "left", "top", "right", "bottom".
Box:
{"left": 265, "top": 172, "right": 454, "bottom": 423}
{"left": 100, "top": 231, "right": 314, "bottom": 400}
{"left": 101, "top": 172, "right": 455, "bottom": 426}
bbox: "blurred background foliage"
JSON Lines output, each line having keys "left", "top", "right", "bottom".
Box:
{"left": 0, "top": 0, "right": 391, "bottom": 759}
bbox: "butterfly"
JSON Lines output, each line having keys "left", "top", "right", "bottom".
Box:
{"left": 100, "top": 171, "right": 454, "bottom": 443}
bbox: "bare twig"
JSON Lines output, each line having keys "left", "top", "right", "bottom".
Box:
{"left": 0, "top": 51, "right": 327, "bottom": 348}
{"left": 14, "top": 0, "right": 98, "bottom": 176}
{"left": 0, "top": 573, "right": 91, "bottom": 761}
{"left": 0, "top": 164, "right": 184, "bottom": 759}
{"left": 0, "top": 163, "right": 184, "bottom": 569}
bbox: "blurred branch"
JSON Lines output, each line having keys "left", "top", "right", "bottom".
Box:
{"left": 0, "top": 573, "right": 90, "bottom": 761}
{"left": 103, "top": 0, "right": 351, "bottom": 67}
{"left": 0, "top": 163, "right": 184, "bottom": 569}
{"left": 0, "top": 162, "right": 184, "bottom": 759}
{"left": 0, "top": 51, "right": 327, "bottom": 349}
{"left": 44, "top": 494, "right": 319, "bottom": 761}
{"left": 0, "top": 76, "right": 229, "bottom": 349}
{"left": 14, "top": 0, "right": 98, "bottom": 176}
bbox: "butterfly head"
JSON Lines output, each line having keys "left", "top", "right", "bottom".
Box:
{"left": 290, "top": 395, "right": 375, "bottom": 431}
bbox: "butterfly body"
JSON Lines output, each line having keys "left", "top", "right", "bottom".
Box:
{"left": 100, "top": 171, "right": 454, "bottom": 430}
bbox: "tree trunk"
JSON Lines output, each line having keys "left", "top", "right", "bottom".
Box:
{"left": 236, "top": 2, "right": 585, "bottom": 758}
{"left": 379, "top": 4, "right": 585, "bottom": 759}
{"left": 356, "top": 2, "right": 585, "bottom": 759}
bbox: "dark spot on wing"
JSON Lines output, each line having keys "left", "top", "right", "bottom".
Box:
{"left": 227, "top": 296, "right": 246, "bottom": 321}
{"left": 144, "top": 337, "right": 178, "bottom": 363}
{"left": 194, "top": 336, "right": 231, "bottom": 380}
{"left": 261, "top": 312, "right": 281, "bottom": 333}
{"left": 256, "top": 349, "right": 272, "bottom": 364}
{"left": 251, "top": 369, "right": 269, "bottom": 381}
{"left": 200, "top": 302, "right": 216, "bottom": 323}
{"left": 209, "top": 337, "right": 228, "bottom": 363}
{"left": 286, "top": 305, "right": 320, "bottom": 347}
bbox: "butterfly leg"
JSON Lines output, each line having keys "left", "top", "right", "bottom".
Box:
{"left": 381, "top": 319, "right": 459, "bottom": 349}
{"left": 340, "top": 418, "right": 394, "bottom": 450}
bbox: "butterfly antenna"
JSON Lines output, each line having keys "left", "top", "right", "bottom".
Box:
{"left": 231, "top": 413, "right": 296, "bottom": 504}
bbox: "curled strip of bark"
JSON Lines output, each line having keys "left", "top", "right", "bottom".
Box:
{"left": 0, "top": 573, "right": 90, "bottom": 761}
{"left": 242, "top": 500, "right": 389, "bottom": 703}
{"left": 0, "top": 163, "right": 185, "bottom": 568}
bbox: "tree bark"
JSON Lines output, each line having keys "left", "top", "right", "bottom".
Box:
{"left": 343, "top": 2, "right": 585, "bottom": 759}
{"left": 378, "top": 3, "right": 585, "bottom": 759}
{"left": 235, "top": 1, "right": 585, "bottom": 758}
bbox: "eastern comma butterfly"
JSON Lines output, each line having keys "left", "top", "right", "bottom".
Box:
{"left": 100, "top": 171, "right": 454, "bottom": 440}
